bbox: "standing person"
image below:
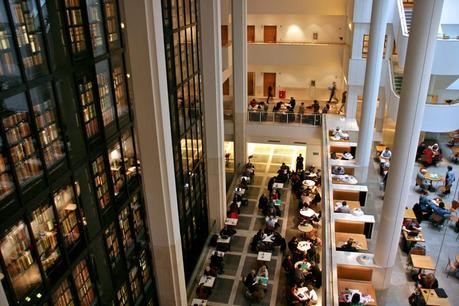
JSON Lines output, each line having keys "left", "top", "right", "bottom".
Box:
{"left": 267, "top": 85, "right": 273, "bottom": 103}
{"left": 328, "top": 81, "right": 339, "bottom": 103}
{"left": 322, "top": 103, "right": 330, "bottom": 114}
{"left": 289, "top": 97, "right": 296, "bottom": 110}
{"left": 338, "top": 91, "right": 347, "bottom": 114}
{"left": 296, "top": 154, "right": 304, "bottom": 172}
{"left": 312, "top": 100, "right": 320, "bottom": 113}
{"left": 444, "top": 165, "right": 456, "bottom": 195}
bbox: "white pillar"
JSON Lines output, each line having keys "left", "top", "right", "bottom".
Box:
{"left": 200, "top": 0, "right": 227, "bottom": 231}
{"left": 232, "top": 0, "right": 247, "bottom": 171}
{"left": 375, "top": 91, "right": 386, "bottom": 133}
{"left": 123, "top": 0, "right": 187, "bottom": 304}
{"left": 356, "top": 0, "right": 392, "bottom": 174}
{"left": 374, "top": 0, "right": 444, "bottom": 289}
{"left": 346, "top": 86, "right": 359, "bottom": 119}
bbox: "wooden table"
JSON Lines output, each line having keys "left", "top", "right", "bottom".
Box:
{"left": 376, "top": 144, "right": 386, "bottom": 153}
{"left": 424, "top": 173, "right": 444, "bottom": 190}
{"left": 403, "top": 230, "right": 425, "bottom": 242}
{"left": 298, "top": 223, "right": 314, "bottom": 233}
{"left": 338, "top": 280, "right": 377, "bottom": 306}
{"left": 335, "top": 232, "right": 368, "bottom": 251}
{"left": 404, "top": 208, "right": 417, "bottom": 220}
{"left": 273, "top": 182, "right": 284, "bottom": 189}
{"left": 257, "top": 251, "right": 272, "bottom": 262}
{"left": 334, "top": 200, "right": 360, "bottom": 209}
{"left": 410, "top": 254, "right": 436, "bottom": 271}
{"left": 225, "top": 218, "right": 238, "bottom": 226}
{"left": 420, "top": 289, "right": 450, "bottom": 306}
{"left": 199, "top": 275, "right": 216, "bottom": 288}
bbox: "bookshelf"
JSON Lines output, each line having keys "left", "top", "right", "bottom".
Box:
{"left": 116, "top": 282, "right": 130, "bottom": 306}
{"left": 128, "top": 266, "right": 142, "bottom": 301}
{"left": 121, "top": 131, "right": 137, "bottom": 182}
{"left": 0, "top": 1, "right": 21, "bottom": 91}
{"left": 30, "top": 203, "right": 61, "bottom": 273}
{"left": 139, "top": 248, "right": 151, "bottom": 287}
{"left": 52, "top": 278, "right": 74, "bottom": 306}
{"left": 112, "top": 57, "right": 129, "bottom": 118}
{"left": 53, "top": 185, "right": 81, "bottom": 248}
{"left": 0, "top": 137, "right": 15, "bottom": 199}
{"left": 72, "top": 259, "right": 95, "bottom": 306}
{"left": 103, "top": 0, "right": 121, "bottom": 50}
{"left": 91, "top": 155, "right": 110, "bottom": 209}
{"left": 63, "top": 0, "right": 87, "bottom": 58}
{"left": 86, "top": 0, "right": 106, "bottom": 57}
{"left": 104, "top": 222, "right": 120, "bottom": 268}
{"left": 7, "top": 0, "right": 48, "bottom": 79}
{"left": 108, "top": 143, "right": 124, "bottom": 197}
{"left": 95, "top": 60, "right": 115, "bottom": 126}
{"left": 30, "top": 84, "right": 65, "bottom": 168}
{"left": 117, "top": 206, "right": 133, "bottom": 253}
{"left": 77, "top": 76, "right": 99, "bottom": 139}
{"left": 2, "top": 93, "right": 43, "bottom": 185}
{"left": 130, "top": 193, "right": 144, "bottom": 237}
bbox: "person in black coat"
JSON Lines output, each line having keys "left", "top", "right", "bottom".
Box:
{"left": 268, "top": 177, "right": 275, "bottom": 193}
{"left": 258, "top": 193, "right": 268, "bottom": 211}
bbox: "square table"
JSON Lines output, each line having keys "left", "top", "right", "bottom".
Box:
{"left": 225, "top": 218, "right": 238, "bottom": 226}
{"left": 190, "top": 299, "right": 207, "bottom": 306}
{"left": 217, "top": 235, "right": 231, "bottom": 244}
{"left": 257, "top": 251, "right": 272, "bottom": 262}
{"left": 410, "top": 254, "right": 436, "bottom": 271}
{"left": 403, "top": 230, "right": 425, "bottom": 242}
{"left": 338, "top": 280, "right": 377, "bottom": 306}
{"left": 404, "top": 208, "right": 417, "bottom": 220}
{"left": 273, "top": 182, "right": 284, "bottom": 189}
{"left": 420, "top": 289, "right": 450, "bottom": 306}
{"left": 212, "top": 250, "right": 225, "bottom": 257}
{"left": 199, "top": 275, "right": 216, "bottom": 288}
{"left": 335, "top": 232, "right": 368, "bottom": 251}
{"left": 376, "top": 144, "right": 386, "bottom": 153}
{"left": 334, "top": 200, "right": 360, "bottom": 209}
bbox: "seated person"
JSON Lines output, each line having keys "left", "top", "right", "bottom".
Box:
{"left": 195, "top": 284, "right": 211, "bottom": 300}
{"left": 203, "top": 265, "right": 217, "bottom": 277}
{"left": 243, "top": 270, "right": 258, "bottom": 293}
{"left": 338, "top": 238, "right": 359, "bottom": 252}
{"left": 322, "top": 104, "right": 330, "bottom": 114}
{"left": 380, "top": 147, "right": 392, "bottom": 160}
{"left": 290, "top": 284, "right": 310, "bottom": 304}
{"left": 417, "top": 273, "right": 439, "bottom": 289}
{"left": 282, "top": 254, "right": 294, "bottom": 273}
{"left": 288, "top": 236, "right": 299, "bottom": 252}
{"left": 402, "top": 219, "right": 422, "bottom": 234}
{"left": 335, "top": 201, "right": 351, "bottom": 213}
{"left": 431, "top": 201, "right": 451, "bottom": 218}
{"left": 331, "top": 127, "right": 349, "bottom": 140}
{"left": 311, "top": 100, "right": 320, "bottom": 113}
{"left": 271, "top": 189, "right": 279, "bottom": 200}
{"left": 210, "top": 252, "right": 224, "bottom": 274}
{"left": 249, "top": 98, "right": 258, "bottom": 109}
{"left": 447, "top": 259, "right": 459, "bottom": 278}
{"left": 240, "top": 177, "right": 248, "bottom": 189}
{"left": 265, "top": 215, "right": 279, "bottom": 229}
{"left": 289, "top": 97, "right": 296, "bottom": 110}
{"left": 350, "top": 293, "right": 364, "bottom": 306}
{"left": 257, "top": 265, "right": 269, "bottom": 286}
{"left": 418, "top": 191, "right": 433, "bottom": 212}
{"left": 416, "top": 168, "right": 429, "bottom": 190}
{"left": 251, "top": 229, "right": 265, "bottom": 252}
{"left": 258, "top": 193, "right": 269, "bottom": 211}
{"left": 332, "top": 166, "right": 345, "bottom": 175}
{"left": 220, "top": 225, "right": 236, "bottom": 237}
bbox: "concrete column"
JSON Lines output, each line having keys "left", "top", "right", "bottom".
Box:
{"left": 200, "top": 0, "right": 227, "bottom": 231}
{"left": 232, "top": 0, "right": 247, "bottom": 171}
{"left": 356, "top": 0, "right": 392, "bottom": 175}
{"left": 375, "top": 91, "right": 386, "bottom": 133}
{"left": 123, "top": 0, "right": 187, "bottom": 304}
{"left": 384, "top": 27, "right": 394, "bottom": 61}
{"left": 346, "top": 86, "right": 359, "bottom": 119}
{"left": 374, "top": 0, "right": 444, "bottom": 289}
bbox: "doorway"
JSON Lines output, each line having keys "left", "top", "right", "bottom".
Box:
{"left": 221, "top": 25, "right": 228, "bottom": 46}
{"left": 223, "top": 78, "right": 230, "bottom": 96}
{"left": 248, "top": 72, "right": 255, "bottom": 96}
{"left": 247, "top": 25, "right": 255, "bottom": 43}
{"left": 263, "top": 73, "right": 276, "bottom": 97}
{"left": 264, "top": 26, "right": 277, "bottom": 43}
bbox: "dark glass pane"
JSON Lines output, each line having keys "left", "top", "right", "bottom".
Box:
{"left": 121, "top": 131, "right": 137, "bottom": 181}
{"left": 72, "top": 259, "right": 95, "bottom": 306}
{"left": 0, "top": 135, "right": 15, "bottom": 199}
{"left": 108, "top": 141, "right": 124, "bottom": 198}
{"left": 130, "top": 193, "right": 144, "bottom": 237}
{"left": 102, "top": 0, "right": 121, "bottom": 50}
{"left": 95, "top": 60, "right": 115, "bottom": 126}
{"left": 53, "top": 184, "right": 81, "bottom": 248}
{"left": 118, "top": 206, "right": 133, "bottom": 253}
{"left": 104, "top": 222, "right": 120, "bottom": 268}
{"left": 77, "top": 76, "right": 99, "bottom": 139}
{"left": 52, "top": 278, "right": 75, "bottom": 306}
{"left": 63, "top": 0, "right": 88, "bottom": 57}
{"left": 86, "top": 0, "right": 106, "bottom": 56}
{"left": 8, "top": 0, "right": 48, "bottom": 79}
{"left": 2, "top": 93, "right": 43, "bottom": 185}
{"left": 30, "top": 202, "right": 61, "bottom": 275}
{"left": 112, "top": 56, "right": 128, "bottom": 117}
{"left": 0, "top": 1, "right": 21, "bottom": 90}
{"left": 30, "top": 84, "right": 65, "bottom": 168}
{"left": 128, "top": 266, "right": 141, "bottom": 301}
{"left": 116, "top": 282, "right": 129, "bottom": 306}
{"left": 0, "top": 221, "right": 43, "bottom": 301}
{"left": 91, "top": 155, "right": 110, "bottom": 209}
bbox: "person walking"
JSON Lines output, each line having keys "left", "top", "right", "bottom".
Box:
{"left": 328, "top": 81, "right": 339, "bottom": 103}
{"left": 267, "top": 85, "right": 273, "bottom": 103}
{"left": 444, "top": 165, "right": 456, "bottom": 195}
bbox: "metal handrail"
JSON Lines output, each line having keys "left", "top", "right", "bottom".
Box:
{"left": 247, "top": 110, "right": 321, "bottom": 126}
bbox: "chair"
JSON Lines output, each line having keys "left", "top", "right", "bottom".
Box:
{"left": 444, "top": 257, "right": 454, "bottom": 278}
{"left": 431, "top": 213, "right": 445, "bottom": 228}
{"left": 452, "top": 200, "right": 459, "bottom": 211}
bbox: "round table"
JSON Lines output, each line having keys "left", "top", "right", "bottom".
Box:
{"left": 294, "top": 261, "right": 311, "bottom": 273}
{"left": 298, "top": 224, "right": 314, "bottom": 233}
{"left": 425, "top": 172, "right": 444, "bottom": 191}
{"left": 342, "top": 153, "right": 354, "bottom": 160}
{"left": 303, "top": 180, "right": 315, "bottom": 187}
{"left": 297, "top": 241, "right": 312, "bottom": 252}
{"left": 300, "top": 208, "right": 316, "bottom": 218}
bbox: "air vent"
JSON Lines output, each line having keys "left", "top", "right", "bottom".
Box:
{"left": 267, "top": 140, "right": 280, "bottom": 143}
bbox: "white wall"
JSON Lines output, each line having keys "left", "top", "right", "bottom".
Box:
{"left": 248, "top": 0, "right": 347, "bottom": 15}
{"left": 247, "top": 15, "right": 346, "bottom": 43}
{"left": 440, "top": 0, "right": 459, "bottom": 24}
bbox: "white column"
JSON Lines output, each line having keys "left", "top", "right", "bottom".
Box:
{"left": 200, "top": 0, "right": 227, "bottom": 231}
{"left": 375, "top": 91, "right": 386, "bottom": 133}
{"left": 356, "top": 0, "right": 392, "bottom": 174}
{"left": 232, "top": 0, "right": 247, "bottom": 171}
{"left": 346, "top": 86, "right": 359, "bottom": 119}
{"left": 123, "top": 1, "right": 187, "bottom": 304}
{"left": 374, "top": 0, "right": 444, "bottom": 289}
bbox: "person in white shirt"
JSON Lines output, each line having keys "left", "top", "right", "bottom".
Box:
{"left": 335, "top": 201, "right": 351, "bottom": 213}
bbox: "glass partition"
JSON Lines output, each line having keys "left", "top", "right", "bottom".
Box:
{"left": 53, "top": 185, "right": 81, "bottom": 248}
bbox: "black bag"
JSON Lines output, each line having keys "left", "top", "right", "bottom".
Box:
{"left": 408, "top": 291, "right": 426, "bottom": 306}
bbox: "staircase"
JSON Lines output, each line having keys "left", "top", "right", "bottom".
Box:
{"left": 394, "top": 74, "right": 403, "bottom": 95}
{"left": 403, "top": 0, "right": 413, "bottom": 34}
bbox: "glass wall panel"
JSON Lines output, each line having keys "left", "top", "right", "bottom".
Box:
{"left": 104, "top": 222, "right": 120, "bottom": 268}
{"left": 128, "top": 266, "right": 141, "bottom": 301}
{"left": 108, "top": 141, "right": 124, "bottom": 197}
{"left": 7, "top": 0, "right": 48, "bottom": 79}
{"left": 53, "top": 184, "right": 81, "bottom": 248}
{"left": 95, "top": 60, "right": 115, "bottom": 126}
{"left": 111, "top": 56, "right": 128, "bottom": 118}
{"left": 91, "top": 155, "right": 110, "bottom": 209}
{"left": 0, "top": 1, "right": 21, "bottom": 90}
{"left": 63, "top": 0, "right": 88, "bottom": 58}
{"left": 86, "top": 0, "right": 106, "bottom": 57}
{"left": 116, "top": 282, "right": 130, "bottom": 306}
{"left": 121, "top": 131, "right": 137, "bottom": 182}
{"left": 72, "top": 259, "right": 95, "bottom": 306}
{"left": 30, "top": 202, "right": 61, "bottom": 275}
{"left": 2, "top": 93, "right": 42, "bottom": 185}
{"left": 0, "top": 221, "right": 42, "bottom": 300}
{"left": 30, "top": 84, "right": 65, "bottom": 168}
{"left": 102, "top": 0, "right": 121, "bottom": 50}
{"left": 0, "top": 135, "right": 14, "bottom": 199}
{"left": 139, "top": 248, "right": 151, "bottom": 286}
{"left": 52, "top": 278, "right": 74, "bottom": 306}
{"left": 77, "top": 76, "right": 99, "bottom": 139}
{"left": 130, "top": 193, "right": 144, "bottom": 237}
{"left": 118, "top": 206, "right": 133, "bottom": 253}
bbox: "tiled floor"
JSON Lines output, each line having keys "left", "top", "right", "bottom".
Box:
{"left": 190, "top": 145, "right": 318, "bottom": 305}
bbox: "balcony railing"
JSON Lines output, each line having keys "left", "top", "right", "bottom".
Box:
{"left": 247, "top": 111, "right": 321, "bottom": 126}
